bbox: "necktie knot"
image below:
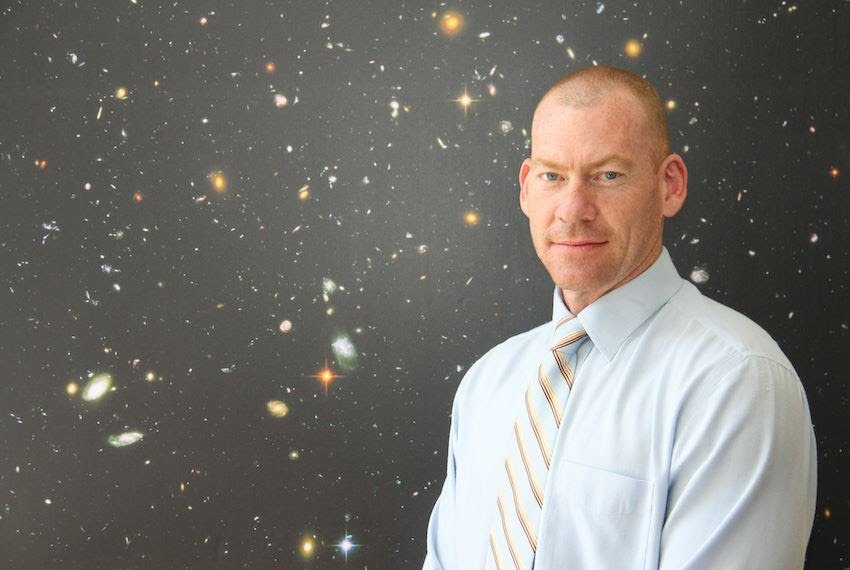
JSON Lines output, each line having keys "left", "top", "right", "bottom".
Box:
{"left": 549, "top": 315, "right": 588, "bottom": 356}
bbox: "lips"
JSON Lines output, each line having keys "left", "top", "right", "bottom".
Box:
{"left": 551, "top": 240, "right": 607, "bottom": 251}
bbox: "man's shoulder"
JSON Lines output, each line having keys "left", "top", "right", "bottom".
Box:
{"left": 455, "top": 320, "right": 550, "bottom": 396}
{"left": 666, "top": 281, "right": 794, "bottom": 371}
{"left": 477, "top": 319, "right": 552, "bottom": 367}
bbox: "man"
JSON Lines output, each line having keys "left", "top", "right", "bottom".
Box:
{"left": 423, "top": 66, "right": 817, "bottom": 569}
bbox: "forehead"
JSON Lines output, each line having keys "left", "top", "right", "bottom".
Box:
{"left": 531, "top": 91, "right": 651, "bottom": 164}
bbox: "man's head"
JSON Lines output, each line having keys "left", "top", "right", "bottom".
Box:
{"left": 519, "top": 65, "right": 687, "bottom": 314}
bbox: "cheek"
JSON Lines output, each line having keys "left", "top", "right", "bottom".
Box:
{"left": 525, "top": 202, "right": 548, "bottom": 229}
{"left": 621, "top": 199, "right": 662, "bottom": 243}
{"left": 527, "top": 211, "right": 551, "bottom": 250}
{"left": 607, "top": 191, "right": 654, "bottom": 225}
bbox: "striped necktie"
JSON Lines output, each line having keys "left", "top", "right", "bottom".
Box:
{"left": 484, "top": 315, "right": 589, "bottom": 570}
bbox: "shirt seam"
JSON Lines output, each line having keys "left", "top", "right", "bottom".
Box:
{"left": 666, "top": 292, "right": 791, "bottom": 373}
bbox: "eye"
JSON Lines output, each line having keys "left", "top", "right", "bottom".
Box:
{"left": 542, "top": 172, "right": 560, "bottom": 182}
{"left": 601, "top": 171, "right": 619, "bottom": 181}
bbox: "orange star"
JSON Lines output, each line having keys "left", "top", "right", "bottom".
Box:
{"left": 310, "top": 362, "right": 343, "bottom": 395}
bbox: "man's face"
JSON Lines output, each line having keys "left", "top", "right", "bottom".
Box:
{"left": 519, "top": 89, "right": 683, "bottom": 311}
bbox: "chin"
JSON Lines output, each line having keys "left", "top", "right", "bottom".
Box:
{"left": 551, "top": 273, "right": 604, "bottom": 294}
{"left": 545, "top": 255, "right": 597, "bottom": 277}
{"left": 547, "top": 264, "right": 614, "bottom": 295}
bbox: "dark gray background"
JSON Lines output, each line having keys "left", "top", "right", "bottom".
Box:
{"left": 1, "top": 1, "right": 847, "bottom": 568}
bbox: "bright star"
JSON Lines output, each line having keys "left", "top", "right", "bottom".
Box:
{"left": 337, "top": 535, "right": 358, "bottom": 561}
{"left": 310, "top": 361, "right": 344, "bottom": 395}
{"left": 452, "top": 87, "right": 480, "bottom": 118}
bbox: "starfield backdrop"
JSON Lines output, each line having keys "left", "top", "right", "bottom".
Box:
{"left": 1, "top": 1, "right": 847, "bottom": 568}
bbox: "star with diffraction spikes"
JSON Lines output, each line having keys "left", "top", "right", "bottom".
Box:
{"left": 309, "top": 360, "right": 344, "bottom": 396}
{"left": 335, "top": 534, "right": 360, "bottom": 562}
{"left": 451, "top": 85, "right": 480, "bottom": 118}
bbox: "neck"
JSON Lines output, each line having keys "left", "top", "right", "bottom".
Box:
{"left": 560, "top": 245, "right": 663, "bottom": 315}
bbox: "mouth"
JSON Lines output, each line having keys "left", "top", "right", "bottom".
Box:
{"left": 551, "top": 240, "right": 607, "bottom": 251}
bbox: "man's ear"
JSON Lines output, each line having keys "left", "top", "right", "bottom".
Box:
{"left": 660, "top": 154, "right": 687, "bottom": 218}
{"left": 519, "top": 158, "right": 532, "bottom": 217}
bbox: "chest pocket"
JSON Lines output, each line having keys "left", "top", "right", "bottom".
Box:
{"left": 535, "top": 460, "right": 654, "bottom": 570}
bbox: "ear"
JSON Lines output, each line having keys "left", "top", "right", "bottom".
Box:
{"left": 660, "top": 154, "right": 687, "bottom": 218}
{"left": 518, "top": 158, "right": 532, "bottom": 217}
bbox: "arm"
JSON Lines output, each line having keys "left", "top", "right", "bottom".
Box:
{"left": 422, "top": 377, "right": 466, "bottom": 570}
{"left": 659, "top": 356, "right": 817, "bottom": 569}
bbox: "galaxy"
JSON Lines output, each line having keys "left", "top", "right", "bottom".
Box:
{"left": 1, "top": 1, "right": 847, "bottom": 568}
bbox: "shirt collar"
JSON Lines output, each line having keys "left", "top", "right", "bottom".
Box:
{"left": 550, "top": 247, "right": 683, "bottom": 362}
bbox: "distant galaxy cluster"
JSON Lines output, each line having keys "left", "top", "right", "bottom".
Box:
{"left": 1, "top": 1, "right": 847, "bottom": 568}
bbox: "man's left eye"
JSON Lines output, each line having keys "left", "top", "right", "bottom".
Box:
{"left": 602, "top": 171, "right": 619, "bottom": 181}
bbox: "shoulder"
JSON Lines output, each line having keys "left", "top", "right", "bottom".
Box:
{"left": 664, "top": 280, "right": 795, "bottom": 374}
{"left": 656, "top": 284, "right": 813, "bottom": 449}
{"left": 481, "top": 321, "right": 550, "bottom": 363}
{"left": 453, "top": 321, "right": 550, "bottom": 402}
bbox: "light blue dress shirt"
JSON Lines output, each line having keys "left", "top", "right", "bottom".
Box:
{"left": 423, "top": 248, "right": 817, "bottom": 569}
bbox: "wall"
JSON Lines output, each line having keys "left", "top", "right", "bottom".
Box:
{"left": 1, "top": 1, "right": 847, "bottom": 568}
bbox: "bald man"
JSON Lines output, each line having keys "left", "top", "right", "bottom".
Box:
{"left": 423, "top": 66, "right": 816, "bottom": 570}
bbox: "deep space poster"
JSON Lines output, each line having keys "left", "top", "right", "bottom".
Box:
{"left": 1, "top": 1, "right": 848, "bottom": 568}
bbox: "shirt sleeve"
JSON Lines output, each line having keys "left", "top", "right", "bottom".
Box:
{"left": 659, "top": 355, "right": 817, "bottom": 569}
{"left": 422, "top": 370, "right": 469, "bottom": 570}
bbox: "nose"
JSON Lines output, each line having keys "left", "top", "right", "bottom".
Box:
{"left": 554, "top": 178, "right": 597, "bottom": 224}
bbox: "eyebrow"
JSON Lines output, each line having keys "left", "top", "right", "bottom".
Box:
{"left": 532, "top": 154, "right": 635, "bottom": 171}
